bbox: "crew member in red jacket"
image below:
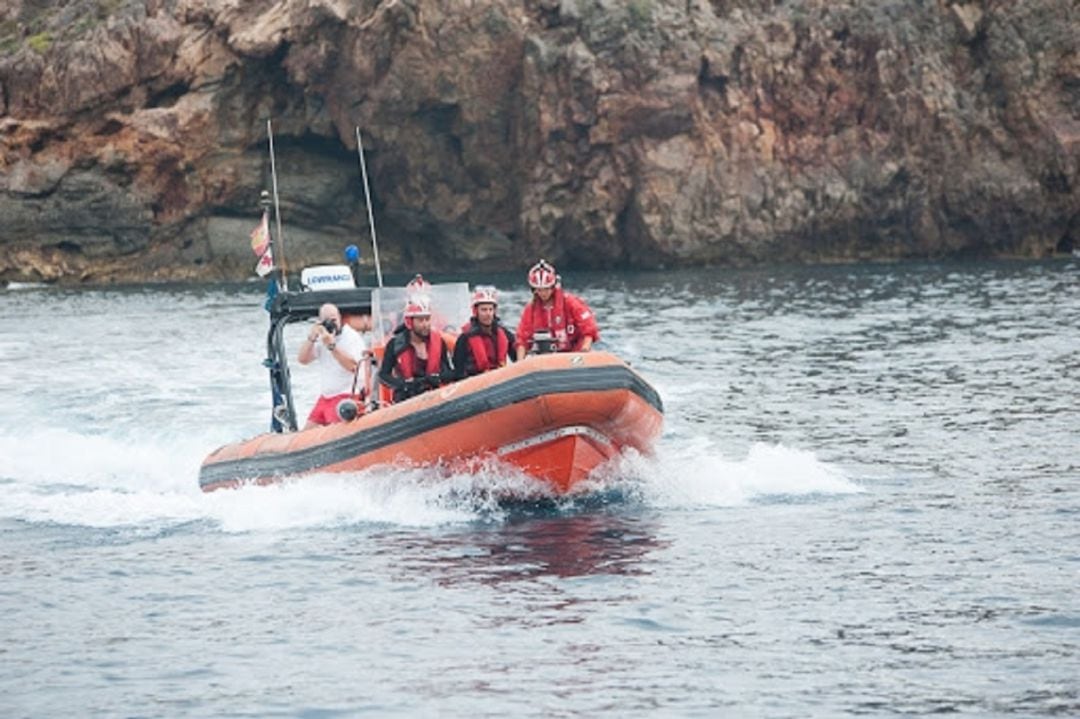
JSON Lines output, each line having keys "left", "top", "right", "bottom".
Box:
{"left": 454, "top": 286, "right": 516, "bottom": 379}
{"left": 378, "top": 296, "right": 453, "bottom": 403}
{"left": 515, "top": 259, "right": 599, "bottom": 360}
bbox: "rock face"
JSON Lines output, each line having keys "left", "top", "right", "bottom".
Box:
{"left": 1, "top": 0, "right": 1077, "bottom": 283}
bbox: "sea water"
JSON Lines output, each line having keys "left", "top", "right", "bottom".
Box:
{"left": 1, "top": 259, "right": 1077, "bottom": 717}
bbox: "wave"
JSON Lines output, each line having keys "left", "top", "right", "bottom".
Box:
{"left": 621, "top": 437, "right": 863, "bottom": 507}
{"left": 0, "top": 426, "right": 861, "bottom": 533}
{"left": 3, "top": 281, "right": 50, "bottom": 291}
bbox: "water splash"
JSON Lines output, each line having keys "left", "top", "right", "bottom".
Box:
{"left": 3, "top": 281, "right": 50, "bottom": 291}
{"left": 0, "top": 426, "right": 858, "bottom": 533}
{"left": 609, "top": 437, "right": 862, "bottom": 508}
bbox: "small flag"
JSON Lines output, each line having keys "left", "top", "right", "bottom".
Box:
{"left": 255, "top": 246, "right": 274, "bottom": 276}
{"left": 250, "top": 211, "right": 270, "bottom": 257}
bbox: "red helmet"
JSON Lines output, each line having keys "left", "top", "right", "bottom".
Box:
{"left": 528, "top": 259, "right": 557, "bottom": 289}
{"left": 470, "top": 285, "right": 498, "bottom": 318}
{"left": 403, "top": 296, "right": 431, "bottom": 318}
{"left": 402, "top": 295, "right": 431, "bottom": 330}
{"left": 471, "top": 285, "right": 499, "bottom": 308}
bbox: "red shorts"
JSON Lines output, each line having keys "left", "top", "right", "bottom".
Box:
{"left": 307, "top": 393, "right": 362, "bottom": 425}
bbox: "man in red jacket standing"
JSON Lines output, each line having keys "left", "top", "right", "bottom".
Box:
{"left": 515, "top": 259, "right": 599, "bottom": 360}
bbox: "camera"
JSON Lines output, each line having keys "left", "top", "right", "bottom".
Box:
{"left": 321, "top": 319, "right": 338, "bottom": 333}
{"left": 531, "top": 329, "right": 556, "bottom": 355}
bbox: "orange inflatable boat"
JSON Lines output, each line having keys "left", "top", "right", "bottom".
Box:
{"left": 199, "top": 261, "right": 662, "bottom": 493}
{"left": 200, "top": 350, "right": 663, "bottom": 493}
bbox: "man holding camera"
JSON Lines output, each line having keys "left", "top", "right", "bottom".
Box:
{"left": 297, "top": 303, "right": 367, "bottom": 428}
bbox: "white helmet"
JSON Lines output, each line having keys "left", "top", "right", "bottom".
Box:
{"left": 528, "top": 259, "right": 558, "bottom": 289}
{"left": 403, "top": 295, "right": 431, "bottom": 318}
{"left": 471, "top": 285, "right": 499, "bottom": 308}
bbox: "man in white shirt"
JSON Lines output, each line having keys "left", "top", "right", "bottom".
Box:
{"left": 297, "top": 303, "right": 367, "bottom": 428}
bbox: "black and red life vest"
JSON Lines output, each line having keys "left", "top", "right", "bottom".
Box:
{"left": 466, "top": 327, "right": 510, "bottom": 372}
{"left": 395, "top": 332, "right": 445, "bottom": 378}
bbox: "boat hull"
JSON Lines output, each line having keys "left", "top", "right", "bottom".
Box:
{"left": 200, "top": 352, "right": 663, "bottom": 494}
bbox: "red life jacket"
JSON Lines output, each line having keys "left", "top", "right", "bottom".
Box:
{"left": 395, "top": 332, "right": 445, "bottom": 378}
{"left": 467, "top": 327, "right": 510, "bottom": 372}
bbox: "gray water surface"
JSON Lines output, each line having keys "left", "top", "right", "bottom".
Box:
{"left": 1, "top": 259, "right": 1077, "bottom": 717}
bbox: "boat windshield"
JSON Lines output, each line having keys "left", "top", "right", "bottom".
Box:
{"left": 371, "top": 282, "right": 471, "bottom": 344}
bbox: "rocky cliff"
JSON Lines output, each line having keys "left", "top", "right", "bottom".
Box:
{"left": 1, "top": 0, "right": 1077, "bottom": 283}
